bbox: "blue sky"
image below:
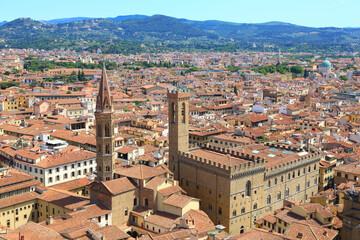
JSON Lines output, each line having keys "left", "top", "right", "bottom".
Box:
{"left": 0, "top": 0, "right": 358, "bottom": 27}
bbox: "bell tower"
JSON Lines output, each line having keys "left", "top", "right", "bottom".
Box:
{"left": 95, "top": 64, "right": 115, "bottom": 182}
{"left": 167, "top": 89, "right": 189, "bottom": 180}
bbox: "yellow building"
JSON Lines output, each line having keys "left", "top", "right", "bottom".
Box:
{"left": 319, "top": 155, "right": 337, "bottom": 191}
{"left": 0, "top": 168, "right": 40, "bottom": 229}
{"left": 3, "top": 95, "right": 28, "bottom": 111}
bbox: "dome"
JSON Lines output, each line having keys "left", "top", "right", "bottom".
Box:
{"left": 321, "top": 60, "right": 331, "bottom": 68}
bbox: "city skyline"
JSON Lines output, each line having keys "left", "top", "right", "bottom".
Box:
{"left": 0, "top": 0, "right": 359, "bottom": 28}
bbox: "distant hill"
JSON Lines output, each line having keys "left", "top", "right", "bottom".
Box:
{"left": 0, "top": 21, "right": 7, "bottom": 26}
{"left": 42, "top": 17, "right": 94, "bottom": 24}
{"left": 106, "top": 14, "right": 148, "bottom": 22}
{"left": 1, "top": 14, "right": 360, "bottom": 52}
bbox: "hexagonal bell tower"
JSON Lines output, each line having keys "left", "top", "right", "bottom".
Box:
{"left": 95, "top": 64, "right": 116, "bottom": 182}
{"left": 167, "top": 89, "right": 190, "bottom": 180}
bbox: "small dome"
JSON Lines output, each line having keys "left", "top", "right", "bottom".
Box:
{"left": 321, "top": 60, "right": 331, "bottom": 68}
{"left": 152, "top": 152, "right": 162, "bottom": 159}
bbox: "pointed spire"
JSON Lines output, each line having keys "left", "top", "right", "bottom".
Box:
{"left": 96, "top": 62, "right": 113, "bottom": 112}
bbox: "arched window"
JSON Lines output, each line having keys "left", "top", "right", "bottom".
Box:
{"left": 267, "top": 195, "right": 271, "bottom": 205}
{"left": 144, "top": 198, "right": 149, "bottom": 206}
{"left": 281, "top": 176, "right": 284, "bottom": 182}
{"left": 285, "top": 188, "right": 290, "bottom": 197}
{"left": 268, "top": 180, "right": 271, "bottom": 188}
{"left": 277, "top": 192, "right": 281, "bottom": 200}
{"left": 232, "top": 210, "right": 237, "bottom": 217}
{"left": 308, "top": 166, "right": 311, "bottom": 172}
{"left": 105, "top": 124, "right": 110, "bottom": 137}
{"left": 314, "top": 177, "right": 317, "bottom": 185}
{"left": 296, "top": 184, "right": 300, "bottom": 192}
{"left": 253, "top": 203, "right": 257, "bottom": 210}
{"left": 314, "top": 164, "right": 317, "bottom": 170}
{"left": 97, "top": 124, "right": 102, "bottom": 137}
{"left": 274, "top": 178, "right": 278, "bottom": 185}
{"left": 134, "top": 198, "right": 137, "bottom": 206}
{"left": 209, "top": 204, "right": 212, "bottom": 210}
{"left": 246, "top": 181, "right": 251, "bottom": 196}
{"left": 288, "top": 173, "right": 291, "bottom": 180}
{"left": 298, "top": 169, "right": 300, "bottom": 176}
{"left": 218, "top": 207, "right": 222, "bottom": 215}
{"left": 292, "top": 171, "right": 295, "bottom": 178}
{"left": 240, "top": 226, "right": 244, "bottom": 234}
{"left": 182, "top": 102, "right": 186, "bottom": 123}
{"left": 241, "top": 207, "right": 245, "bottom": 214}
{"left": 106, "top": 166, "right": 110, "bottom": 172}
{"left": 307, "top": 180, "right": 310, "bottom": 187}
{"left": 171, "top": 102, "right": 175, "bottom": 123}
{"left": 105, "top": 144, "right": 110, "bottom": 154}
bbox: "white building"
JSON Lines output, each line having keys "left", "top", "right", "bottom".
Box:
{"left": 13, "top": 145, "right": 96, "bottom": 187}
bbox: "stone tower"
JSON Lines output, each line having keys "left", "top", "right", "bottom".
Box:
{"left": 167, "top": 89, "right": 190, "bottom": 180}
{"left": 95, "top": 65, "right": 116, "bottom": 182}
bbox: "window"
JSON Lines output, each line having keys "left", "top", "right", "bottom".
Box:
{"left": 209, "top": 204, "right": 213, "bottom": 210}
{"left": 125, "top": 208, "right": 128, "bottom": 216}
{"left": 72, "top": 164, "right": 75, "bottom": 169}
{"left": 253, "top": 203, "right": 257, "bottom": 209}
{"left": 78, "top": 163, "right": 81, "bottom": 167}
{"left": 48, "top": 177, "right": 52, "bottom": 183}
{"left": 49, "top": 169, "right": 52, "bottom": 174}
{"left": 134, "top": 198, "right": 137, "bottom": 206}
{"left": 285, "top": 188, "right": 289, "bottom": 197}
{"left": 267, "top": 195, "right": 271, "bottom": 205}
{"left": 145, "top": 198, "right": 149, "bottom": 206}
{"left": 288, "top": 173, "right": 291, "bottom": 180}
{"left": 298, "top": 169, "right": 300, "bottom": 176}
{"left": 292, "top": 171, "right": 295, "bottom": 178}
{"left": 241, "top": 208, "right": 245, "bottom": 214}
{"left": 268, "top": 180, "right": 271, "bottom": 188}
{"left": 296, "top": 184, "right": 300, "bottom": 192}
{"left": 71, "top": 172, "right": 75, "bottom": 177}
{"left": 105, "top": 144, "right": 110, "bottom": 154}
{"left": 56, "top": 167, "right": 59, "bottom": 172}
{"left": 345, "top": 173, "right": 348, "bottom": 179}
{"left": 240, "top": 226, "right": 244, "bottom": 234}
{"left": 218, "top": 207, "right": 222, "bottom": 215}
{"left": 78, "top": 170, "right": 81, "bottom": 175}
{"left": 314, "top": 178, "right": 317, "bottom": 185}
{"left": 307, "top": 180, "right": 310, "bottom": 187}
{"left": 314, "top": 164, "right": 317, "bottom": 170}
{"left": 281, "top": 176, "right": 284, "bottom": 182}
{"left": 64, "top": 166, "right": 67, "bottom": 170}
{"left": 56, "top": 175, "right": 60, "bottom": 181}
{"left": 274, "top": 178, "right": 277, "bottom": 185}
{"left": 232, "top": 210, "right": 237, "bottom": 217}
{"left": 246, "top": 181, "right": 251, "bottom": 196}
{"left": 277, "top": 192, "right": 281, "bottom": 200}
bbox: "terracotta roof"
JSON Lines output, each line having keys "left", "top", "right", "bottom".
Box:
{"left": 101, "top": 177, "right": 136, "bottom": 195}
{"left": 163, "top": 194, "right": 198, "bottom": 208}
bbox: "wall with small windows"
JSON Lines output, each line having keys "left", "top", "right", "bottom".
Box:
{"left": 0, "top": 199, "right": 37, "bottom": 230}
{"left": 14, "top": 157, "right": 96, "bottom": 187}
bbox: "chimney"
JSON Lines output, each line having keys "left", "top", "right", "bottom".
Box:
{"left": 297, "top": 232, "right": 303, "bottom": 238}
{"left": 48, "top": 216, "right": 54, "bottom": 225}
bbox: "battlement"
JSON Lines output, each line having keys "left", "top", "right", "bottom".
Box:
{"left": 167, "top": 88, "right": 190, "bottom": 100}
{"left": 266, "top": 151, "right": 321, "bottom": 175}
{"left": 179, "top": 143, "right": 266, "bottom": 174}
{"left": 264, "top": 142, "right": 304, "bottom": 152}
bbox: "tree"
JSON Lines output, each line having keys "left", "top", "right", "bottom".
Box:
{"left": 303, "top": 69, "right": 309, "bottom": 78}
{"left": 234, "top": 86, "right": 238, "bottom": 95}
{"left": 4, "top": 71, "right": 10, "bottom": 75}
{"left": 67, "top": 71, "right": 78, "bottom": 83}
{"left": 340, "top": 75, "right": 348, "bottom": 81}
{"left": 290, "top": 66, "right": 304, "bottom": 75}
{"left": 66, "top": 91, "right": 71, "bottom": 94}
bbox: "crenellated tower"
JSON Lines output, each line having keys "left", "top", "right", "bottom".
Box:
{"left": 167, "top": 89, "right": 190, "bottom": 180}
{"left": 95, "top": 65, "right": 116, "bottom": 182}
